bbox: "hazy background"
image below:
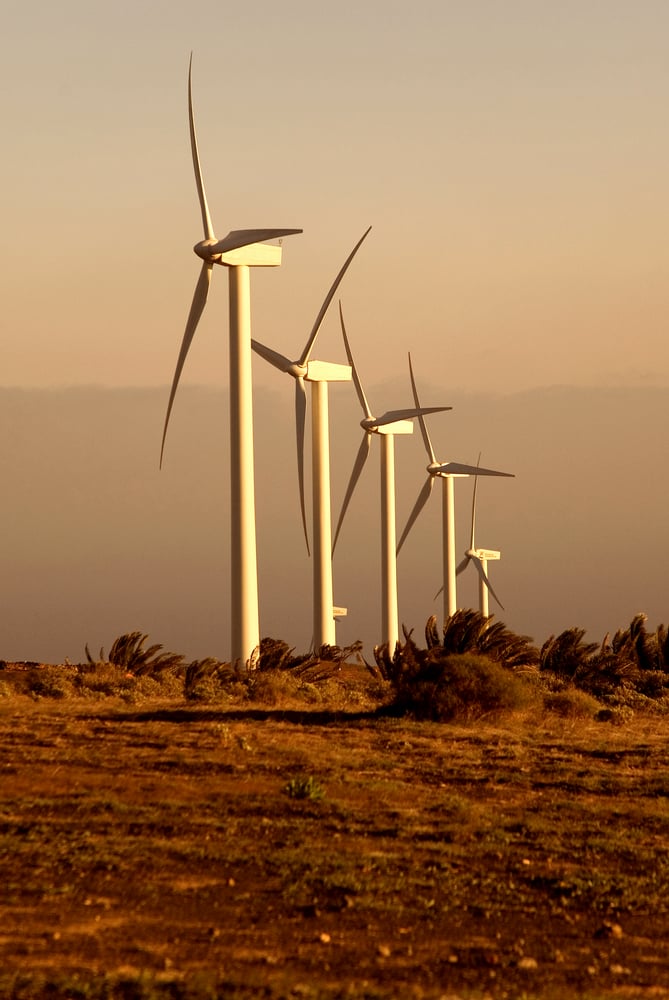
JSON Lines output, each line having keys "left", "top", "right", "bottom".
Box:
{"left": 1, "top": 2, "right": 667, "bottom": 661}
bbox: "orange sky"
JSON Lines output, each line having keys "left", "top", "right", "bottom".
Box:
{"left": 2, "top": 0, "right": 667, "bottom": 394}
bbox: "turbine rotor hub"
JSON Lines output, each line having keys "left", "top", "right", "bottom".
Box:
{"left": 193, "top": 239, "right": 222, "bottom": 263}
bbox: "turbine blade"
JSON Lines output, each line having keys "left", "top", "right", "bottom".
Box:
{"left": 371, "top": 405, "right": 452, "bottom": 428}
{"left": 251, "top": 339, "right": 294, "bottom": 373}
{"left": 332, "top": 432, "right": 372, "bottom": 553}
{"left": 160, "top": 262, "right": 212, "bottom": 466}
{"left": 470, "top": 453, "right": 481, "bottom": 549}
{"left": 299, "top": 226, "right": 372, "bottom": 366}
{"left": 295, "top": 377, "right": 310, "bottom": 555}
{"left": 188, "top": 56, "right": 215, "bottom": 242}
{"left": 436, "top": 461, "right": 514, "bottom": 478}
{"left": 209, "top": 228, "right": 303, "bottom": 255}
{"left": 397, "top": 476, "right": 434, "bottom": 554}
{"left": 408, "top": 353, "right": 436, "bottom": 463}
{"left": 339, "top": 301, "right": 372, "bottom": 419}
{"left": 474, "top": 558, "right": 505, "bottom": 611}
{"left": 456, "top": 555, "right": 471, "bottom": 576}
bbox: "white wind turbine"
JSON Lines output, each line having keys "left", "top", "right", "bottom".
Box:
{"left": 397, "top": 355, "right": 514, "bottom": 622}
{"left": 161, "top": 57, "right": 302, "bottom": 668}
{"left": 332, "top": 304, "right": 452, "bottom": 651}
{"left": 252, "top": 230, "right": 371, "bottom": 649}
{"left": 437, "top": 457, "right": 505, "bottom": 618}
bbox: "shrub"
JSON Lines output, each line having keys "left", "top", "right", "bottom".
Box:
{"left": 373, "top": 613, "right": 539, "bottom": 684}
{"left": 183, "top": 658, "right": 241, "bottom": 702}
{"left": 26, "top": 666, "right": 76, "bottom": 700}
{"left": 543, "top": 687, "right": 601, "bottom": 720}
{"left": 85, "top": 631, "right": 185, "bottom": 677}
{"left": 390, "top": 651, "right": 536, "bottom": 723}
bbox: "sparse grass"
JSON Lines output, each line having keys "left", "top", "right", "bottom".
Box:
{"left": 1, "top": 698, "right": 669, "bottom": 997}
{"left": 283, "top": 774, "right": 326, "bottom": 800}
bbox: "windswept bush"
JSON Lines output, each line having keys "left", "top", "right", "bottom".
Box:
{"left": 539, "top": 616, "right": 669, "bottom": 703}
{"left": 371, "top": 620, "right": 538, "bottom": 722}
{"left": 373, "top": 612, "right": 539, "bottom": 684}
{"left": 85, "top": 631, "right": 185, "bottom": 677}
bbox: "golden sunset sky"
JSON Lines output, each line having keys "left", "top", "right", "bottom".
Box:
{"left": 2, "top": 0, "right": 667, "bottom": 394}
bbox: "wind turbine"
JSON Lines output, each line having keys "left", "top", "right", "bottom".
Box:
{"left": 252, "top": 230, "right": 371, "bottom": 648}
{"left": 439, "top": 458, "right": 505, "bottom": 618}
{"left": 397, "top": 355, "right": 514, "bottom": 622}
{"left": 332, "top": 304, "right": 452, "bottom": 650}
{"left": 161, "top": 56, "right": 302, "bottom": 668}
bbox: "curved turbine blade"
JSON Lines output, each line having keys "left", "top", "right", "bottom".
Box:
{"left": 456, "top": 554, "right": 471, "bottom": 576}
{"left": 294, "top": 377, "right": 310, "bottom": 555}
{"left": 339, "top": 301, "right": 372, "bottom": 420}
{"left": 408, "top": 353, "right": 436, "bottom": 463}
{"left": 188, "top": 56, "right": 215, "bottom": 242}
{"left": 436, "top": 461, "right": 514, "bottom": 478}
{"left": 332, "top": 432, "right": 372, "bottom": 553}
{"left": 470, "top": 453, "right": 481, "bottom": 549}
{"left": 474, "top": 557, "right": 505, "bottom": 611}
{"left": 371, "top": 405, "right": 452, "bottom": 428}
{"left": 160, "top": 262, "right": 212, "bottom": 466}
{"left": 209, "top": 228, "right": 303, "bottom": 255}
{"left": 397, "top": 476, "right": 434, "bottom": 554}
{"left": 251, "top": 338, "right": 294, "bottom": 373}
{"left": 299, "top": 226, "right": 372, "bottom": 367}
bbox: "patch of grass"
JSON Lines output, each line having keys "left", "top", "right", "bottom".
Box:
{"left": 283, "top": 775, "right": 326, "bottom": 801}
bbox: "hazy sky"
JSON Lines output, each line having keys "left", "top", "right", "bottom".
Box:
{"left": 3, "top": 1, "right": 668, "bottom": 393}
{"left": 2, "top": 3, "right": 668, "bottom": 663}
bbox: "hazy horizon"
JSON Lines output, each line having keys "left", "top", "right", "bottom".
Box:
{"left": 1, "top": 382, "right": 666, "bottom": 665}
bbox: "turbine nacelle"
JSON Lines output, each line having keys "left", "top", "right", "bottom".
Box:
{"left": 304, "top": 361, "right": 352, "bottom": 383}
{"left": 362, "top": 416, "right": 415, "bottom": 436}
{"left": 467, "top": 548, "right": 501, "bottom": 562}
{"left": 434, "top": 460, "right": 513, "bottom": 479}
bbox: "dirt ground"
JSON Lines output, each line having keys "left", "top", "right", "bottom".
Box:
{"left": 1, "top": 672, "right": 669, "bottom": 998}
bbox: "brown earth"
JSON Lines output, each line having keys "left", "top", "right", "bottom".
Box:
{"left": 1, "top": 667, "right": 669, "bottom": 998}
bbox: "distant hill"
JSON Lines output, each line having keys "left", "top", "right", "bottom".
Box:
{"left": 1, "top": 383, "right": 667, "bottom": 662}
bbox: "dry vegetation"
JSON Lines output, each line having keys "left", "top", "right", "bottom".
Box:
{"left": 1, "top": 612, "right": 669, "bottom": 998}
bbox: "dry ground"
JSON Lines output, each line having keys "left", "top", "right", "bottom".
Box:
{"left": 1, "top": 667, "right": 669, "bottom": 998}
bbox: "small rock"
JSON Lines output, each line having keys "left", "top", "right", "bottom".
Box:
{"left": 319, "top": 932, "right": 331, "bottom": 944}
{"left": 377, "top": 944, "right": 391, "bottom": 958}
{"left": 517, "top": 957, "right": 538, "bottom": 971}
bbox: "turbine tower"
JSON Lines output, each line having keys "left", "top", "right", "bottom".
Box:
{"left": 332, "top": 304, "right": 452, "bottom": 651}
{"left": 252, "top": 231, "right": 370, "bottom": 648}
{"left": 161, "top": 57, "right": 301, "bottom": 667}
{"left": 397, "top": 355, "right": 513, "bottom": 622}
